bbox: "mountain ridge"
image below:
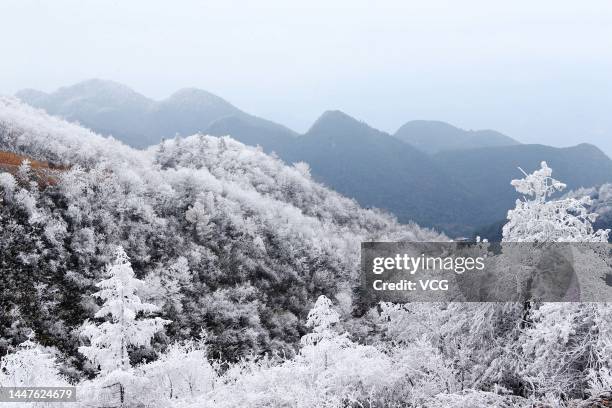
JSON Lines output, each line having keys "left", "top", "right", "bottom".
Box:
{"left": 16, "top": 79, "right": 297, "bottom": 149}
{"left": 14, "top": 80, "right": 612, "bottom": 236}
{"left": 434, "top": 142, "right": 612, "bottom": 228}
{"left": 394, "top": 119, "right": 520, "bottom": 154}
{"left": 280, "top": 109, "right": 483, "bottom": 234}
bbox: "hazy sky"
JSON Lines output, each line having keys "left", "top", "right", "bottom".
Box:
{"left": 1, "top": 0, "right": 611, "bottom": 154}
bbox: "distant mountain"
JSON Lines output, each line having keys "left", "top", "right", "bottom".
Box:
{"left": 394, "top": 120, "right": 520, "bottom": 154}
{"left": 205, "top": 115, "right": 297, "bottom": 155}
{"left": 16, "top": 79, "right": 296, "bottom": 149}
{"left": 17, "top": 79, "right": 153, "bottom": 146}
{"left": 280, "top": 111, "right": 481, "bottom": 233}
{"left": 149, "top": 88, "right": 241, "bottom": 141}
{"left": 434, "top": 143, "right": 612, "bottom": 232}
{"left": 15, "top": 80, "right": 612, "bottom": 236}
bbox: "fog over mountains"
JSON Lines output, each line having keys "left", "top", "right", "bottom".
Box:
{"left": 16, "top": 79, "right": 612, "bottom": 236}
{"left": 16, "top": 79, "right": 297, "bottom": 149}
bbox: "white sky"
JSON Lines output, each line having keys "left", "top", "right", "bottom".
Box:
{"left": 1, "top": 0, "right": 611, "bottom": 154}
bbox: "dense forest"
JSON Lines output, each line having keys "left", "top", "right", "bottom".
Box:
{"left": 1, "top": 98, "right": 612, "bottom": 407}
{"left": 0, "top": 97, "right": 440, "bottom": 373}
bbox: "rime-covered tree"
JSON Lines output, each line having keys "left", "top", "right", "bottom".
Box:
{"left": 79, "top": 247, "right": 170, "bottom": 374}
{"left": 588, "top": 304, "right": 612, "bottom": 396}
{"left": 0, "top": 331, "right": 67, "bottom": 387}
{"left": 300, "top": 295, "right": 344, "bottom": 346}
{"left": 503, "top": 161, "right": 609, "bottom": 242}
{"left": 140, "top": 330, "right": 214, "bottom": 400}
{"left": 299, "top": 295, "right": 350, "bottom": 375}
{"left": 500, "top": 163, "right": 612, "bottom": 400}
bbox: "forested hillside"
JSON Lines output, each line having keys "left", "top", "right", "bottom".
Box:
{"left": 2, "top": 97, "right": 612, "bottom": 407}
{"left": 17, "top": 81, "right": 612, "bottom": 238}
{"left": 0, "top": 97, "right": 442, "bottom": 377}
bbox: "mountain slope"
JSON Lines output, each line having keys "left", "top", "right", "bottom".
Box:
{"left": 434, "top": 143, "right": 612, "bottom": 229}
{"left": 16, "top": 80, "right": 297, "bottom": 149}
{"left": 205, "top": 114, "right": 297, "bottom": 154}
{"left": 0, "top": 97, "right": 443, "bottom": 366}
{"left": 14, "top": 81, "right": 481, "bottom": 233}
{"left": 279, "top": 111, "right": 480, "bottom": 234}
{"left": 17, "top": 81, "right": 612, "bottom": 237}
{"left": 395, "top": 120, "right": 519, "bottom": 154}
{"left": 149, "top": 88, "right": 242, "bottom": 141}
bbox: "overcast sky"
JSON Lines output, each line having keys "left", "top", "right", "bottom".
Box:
{"left": 1, "top": 0, "right": 611, "bottom": 154}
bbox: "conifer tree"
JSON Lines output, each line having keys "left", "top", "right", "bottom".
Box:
{"left": 300, "top": 295, "right": 342, "bottom": 346}
{"left": 79, "top": 247, "right": 170, "bottom": 374}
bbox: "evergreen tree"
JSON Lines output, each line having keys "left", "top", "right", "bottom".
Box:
{"left": 79, "top": 247, "right": 170, "bottom": 374}
{"left": 300, "top": 295, "right": 343, "bottom": 346}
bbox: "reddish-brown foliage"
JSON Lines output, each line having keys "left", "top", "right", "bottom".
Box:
{"left": 0, "top": 150, "right": 68, "bottom": 186}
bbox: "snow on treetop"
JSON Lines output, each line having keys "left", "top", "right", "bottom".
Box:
{"left": 511, "top": 161, "right": 566, "bottom": 202}
{"left": 504, "top": 161, "right": 609, "bottom": 242}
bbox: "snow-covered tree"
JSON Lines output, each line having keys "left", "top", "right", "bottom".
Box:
{"left": 588, "top": 304, "right": 612, "bottom": 396}
{"left": 517, "top": 301, "right": 612, "bottom": 400}
{"left": 299, "top": 295, "right": 352, "bottom": 381}
{"left": 300, "top": 295, "right": 344, "bottom": 346}
{"left": 198, "top": 298, "right": 455, "bottom": 408}
{"left": 500, "top": 163, "right": 612, "bottom": 400}
{"left": 0, "top": 331, "right": 66, "bottom": 387}
{"left": 519, "top": 303, "right": 597, "bottom": 398}
{"left": 503, "top": 161, "right": 609, "bottom": 242}
{"left": 0, "top": 171, "right": 17, "bottom": 196}
{"left": 16, "top": 158, "right": 33, "bottom": 184}
{"left": 140, "top": 330, "right": 215, "bottom": 400}
{"left": 79, "top": 247, "right": 170, "bottom": 374}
